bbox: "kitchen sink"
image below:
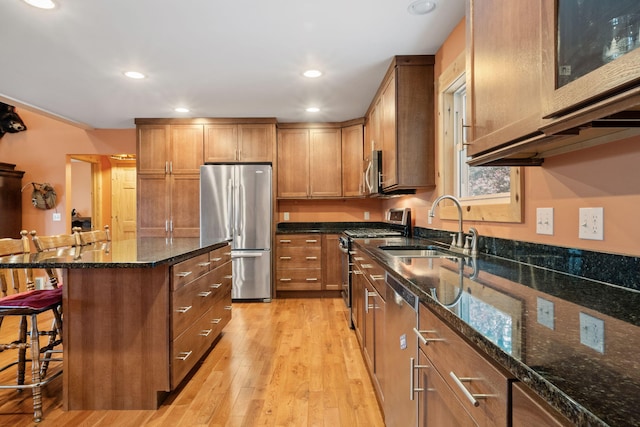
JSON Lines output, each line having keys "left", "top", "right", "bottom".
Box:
{"left": 378, "top": 245, "right": 459, "bottom": 258}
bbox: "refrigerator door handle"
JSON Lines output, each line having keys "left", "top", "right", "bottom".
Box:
{"left": 231, "top": 251, "right": 265, "bottom": 259}
{"left": 237, "top": 183, "right": 243, "bottom": 237}
{"left": 227, "top": 178, "right": 234, "bottom": 239}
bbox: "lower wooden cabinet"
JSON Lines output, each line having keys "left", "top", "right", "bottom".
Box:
{"left": 512, "top": 382, "right": 572, "bottom": 427}
{"left": 276, "top": 234, "right": 322, "bottom": 291}
{"left": 170, "top": 244, "right": 232, "bottom": 388}
{"left": 322, "top": 234, "right": 341, "bottom": 291}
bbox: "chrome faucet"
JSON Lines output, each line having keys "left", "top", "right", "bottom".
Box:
{"left": 428, "top": 194, "right": 464, "bottom": 249}
{"left": 428, "top": 195, "right": 479, "bottom": 256}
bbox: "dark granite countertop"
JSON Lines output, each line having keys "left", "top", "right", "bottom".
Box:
{"left": 0, "top": 237, "right": 229, "bottom": 269}
{"left": 353, "top": 236, "right": 640, "bottom": 427}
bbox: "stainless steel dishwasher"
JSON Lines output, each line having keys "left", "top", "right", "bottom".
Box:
{"left": 384, "top": 272, "right": 419, "bottom": 427}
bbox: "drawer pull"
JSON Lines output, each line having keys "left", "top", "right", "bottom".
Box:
{"left": 175, "top": 271, "right": 192, "bottom": 278}
{"left": 353, "top": 256, "right": 364, "bottom": 261}
{"left": 305, "top": 239, "right": 317, "bottom": 243}
{"left": 280, "top": 278, "right": 292, "bottom": 281}
{"left": 361, "top": 263, "right": 373, "bottom": 269}
{"left": 199, "top": 329, "right": 213, "bottom": 337}
{"left": 365, "top": 289, "right": 377, "bottom": 313}
{"left": 413, "top": 328, "right": 446, "bottom": 345}
{"left": 306, "top": 278, "right": 318, "bottom": 281}
{"left": 410, "top": 357, "right": 428, "bottom": 400}
{"left": 279, "top": 256, "right": 292, "bottom": 260}
{"left": 449, "top": 372, "right": 491, "bottom": 407}
{"left": 305, "top": 256, "right": 317, "bottom": 260}
{"left": 197, "top": 261, "right": 212, "bottom": 267}
{"left": 224, "top": 305, "right": 232, "bottom": 310}
{"left": 370, "top": 274, "right": 384, "bottom": 281}
{"left": 176, "top": 351, "right": 192, "bottom": 361}
{"left": 224, "top": 275, "right": 232, "bottom": 279}
{"left": 279, "top": 239, "right": 292, "bottom": 243}
{"left": 210, "top": 257, "right": 222, "bottom": 262}
{"left": 176, "top": 305, "right": 192, "bottom": 314}
{"left": 211, "top": 318, "right": 222, "bottom": 324}
{"left": 353, "top": 270, "right": 364, "bottom": 275}
{"left": 210, "top": 283, "right": 222, "bottom": 289}
{"left": 198, "top": 291, "right": 212, "bottom": 298}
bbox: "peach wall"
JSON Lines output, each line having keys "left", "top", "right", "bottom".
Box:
{"left": 384, "top": 18, "right": 640, "bottom": 257}
{"left": 0, "top": 109, "right": 135, "bottom": 237}
{"left": 277, "top": 199, "right": 384, "bottom": 223}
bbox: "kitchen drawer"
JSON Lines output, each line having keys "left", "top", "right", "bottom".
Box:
{"left": 171, "top": 308, "right": 217, "bottom": 387}
{"left": 209, "top": 260, "right": 233, "bottom": 292}
{"left": 210, "top": 286, "right": 232, "bottom": 338}
{"left": 416, "top": 304, "right": 510, "bottom": 427}
{"left": 209, "top": 244, "right": 231, "bottom": 270}
{"left": 172, "top": 271, "right": 217, "bottom": 338}
{"left": 352, "top": 252, "right": 386, "bottom": 296}
{"left": 172, "top": 253, "right": 211, "bottom": 290}
{"left": 276, "top": 234, "right": 321, "bottom": 247}
{"left": 276, "top": 269, "right": 322, "bottom": 291}
{"left": 277, "top": 246, "right": 321, "bottom": 268}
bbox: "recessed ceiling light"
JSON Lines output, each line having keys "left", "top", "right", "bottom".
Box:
{"left": 306, "top": 107, "right": 320, "bottom": 113}
{"left": 408, "top": 0, "right": 436, "bottom": 15}
{"left": 303, "top": 70, "right": 323, "bottom": 78}
{"left": 174, "top": 107, "right": 190, "bottom": 113}
{"left": 124, "top": 71, "right": 146, "bottom": 79}
{"left": 23, "top": 0, "right": 56, "bottom": 9}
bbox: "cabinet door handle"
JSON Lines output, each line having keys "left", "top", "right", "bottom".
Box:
{"left": 410, "top": 357, "right": 428, "bottom": 401}
{"left": 279, "top": 278, "right": 292, "bottom": 282}
{"left": 176, "top": 305, "right": 192, "bottom": 314}
{"left": 176, "top": 271, "right": 192, "bottom": 278}
{"left": 413, "top": 328, "right": 446, "bottom": 345}
{"left": 210, "top": 283, "right": 222, "bottom": 289}
{"left": 211, "top": 318, "right": 222, "bottom": 324}
{"left": 365, "top": 289, "right": 377, "bottom": 313}
{"left": 305, "top": 239, "right": 317, "bottom": 243}
{"left": 279, "top": 239, "right": 291, "bottom": 243}
{"left": 198, "top": 291, "right": 212, "bottom": 298}
{"left": 305, "top": 278, "right": 318, "bottom": 281}
{"left": 176, "top": 351, "right": 192, "bottom": 361}
{"left": 199, "top": 329, "right": 213, "bottom": 337}
{"left": 449, "top": 371, "right": 492, "bottom": 407}
{"left": 197, "top": 261, "right": 212, "bottom": 267}
{"left": 210, "top": 257, "right": 222, "bottom": 262}
{"left": 279, "top": 256, "right": 292, "bottom": 260}
{"left": 305, "top": 256, "right": 317, "bottom": 260}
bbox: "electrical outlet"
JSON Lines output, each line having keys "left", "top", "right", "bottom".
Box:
{"left": 283, "top": 212, "right": 290, "bottom": 221}
{"left": 579, "top": 312, "right": 604, "bottom": 353}
{"left": 53, "top": 212, "right": 61, "bottom": 221}
{"left": 579, "top": 207, "right": 604, "bottom": 240}
{"left": 364, "top": 211, "right": 370, "bottom": 220}
{"left": 536, "top": 207, "right": 554, "bottom": 235}
{"left": 536, "top": 297, "right": 555, "bottom": 330}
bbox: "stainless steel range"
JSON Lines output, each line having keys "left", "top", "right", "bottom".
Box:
{"left": 339, "top": 208, "right": 411, "bottom": 326}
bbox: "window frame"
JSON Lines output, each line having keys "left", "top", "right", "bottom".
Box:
{"left": 437, "top": 51, "right": 523, "bottom": 223}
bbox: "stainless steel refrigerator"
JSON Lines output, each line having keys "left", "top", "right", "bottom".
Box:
{"left": 200, "top": 164, "right": 272, "bottom": 301}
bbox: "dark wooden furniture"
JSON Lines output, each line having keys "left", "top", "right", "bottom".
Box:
{"left": 0, "top": 163, "right": 25, "bottom": 238}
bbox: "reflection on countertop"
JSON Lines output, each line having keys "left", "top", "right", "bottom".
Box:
{"left": 354, "top": 235, "right": 640, "bottom": 427}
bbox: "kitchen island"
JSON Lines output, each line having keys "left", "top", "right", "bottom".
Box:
{"left": 0, "top": 237, "right": 230, "bottom": 411}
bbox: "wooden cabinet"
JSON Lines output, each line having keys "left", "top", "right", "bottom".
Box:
{"left": 365, "top": 56, "right": 435, "bottom": 192}
{"left": 276, "top": 234, "right": 322, "bottom": 291}
{"left": 416, "top": 303, "right": 510, "bottom": 427}
{"left": 512, "top": 382, "right": 572, "bottom": 427}
{"left": 171, "top": 245, "right": 232, "bottom": 388}
{"left": 341, "top": 122, "right": 364, "bottom": 197}
{"left": 136, "top": 123, "right": 203, "bottom": 237}
{"left": 322, "top": 234, "right": 341, "bottom": 291}
{"left": 466, "top": 0, "right": 548, "bottom": 158}
{"left": 277, "top": 126, "right": 342, "bottom": 198}
{"left": 204, "top": 122, "right": 275, "bottom": 163}
{"left": 0, "top": 163, "right": 25, "bottom": 238}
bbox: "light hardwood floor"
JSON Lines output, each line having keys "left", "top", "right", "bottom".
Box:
{"left": 0, "top": 298, "right": 384, "bottom": 426}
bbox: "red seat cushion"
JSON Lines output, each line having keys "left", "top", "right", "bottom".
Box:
{"left": 0, "top": 287, "right": 62, "bottom": 310}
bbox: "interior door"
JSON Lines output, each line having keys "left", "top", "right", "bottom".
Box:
{"left": 111, "top": 162, "right": 137, "bottom": 241}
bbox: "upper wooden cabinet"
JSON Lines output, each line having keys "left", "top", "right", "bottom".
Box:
{"left": 341, "top": 122, "right": 364, "bottom": 197}
{"left": 277, "top": 124, "right": 347, "bottom": 199}
{"left": 466, "top": 0, "right": 640, "bottom": 166}
{"left": 365, "top": 56, "right": 435, "bottom": 192}
{"left": 204, "top": 122, "right": 276, "bottom": 163}
{"left": 137, "top": 124, "right": 203, "bottom": 175}
{"left": 465, "top": 0, "right": 548, "bottom": 158}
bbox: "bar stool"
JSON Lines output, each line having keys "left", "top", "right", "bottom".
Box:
{"left": 74, "top": 225, "right": 111, "bottom": 246}
{"left": 0, "top": 230, "right": 64, "bottom": 423}
{"left": 31, "top": 230, "right": 81, "bottom": 288}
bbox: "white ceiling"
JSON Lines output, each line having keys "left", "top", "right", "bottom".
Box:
{"left": 1, "top": 0, "right": 464, "bottom": 129}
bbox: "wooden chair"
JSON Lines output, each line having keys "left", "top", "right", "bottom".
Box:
{"left": 31, "top": 230, "right": 81, "bottom": 288}
{"left": 0, "top": 230, "right": 63, "bottom": 423}
{"left": 74, "top": 225, "right": 111, "bottom": 246}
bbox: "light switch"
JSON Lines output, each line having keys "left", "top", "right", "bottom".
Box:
{"left": 284, "top": 212, "right": 290, "bottom": 221}
{"left": 53, "top": 212, "right": 61, "bottom": 221}
{"left": 536, "top": 207, "right": 553, "bottom": 235}
{"left": 364, "top": 211, "right": 370, "bottom": 220}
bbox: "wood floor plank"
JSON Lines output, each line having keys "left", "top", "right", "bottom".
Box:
{"left": 0, "top": 298, "right": 384, "bottom": 426}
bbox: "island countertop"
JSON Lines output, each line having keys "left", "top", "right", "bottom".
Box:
{"left": 353, "top": 236, "right": 640, "bottom": 427}
{"left": 0, "top": 237, "right": 229, "bottom": 268}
